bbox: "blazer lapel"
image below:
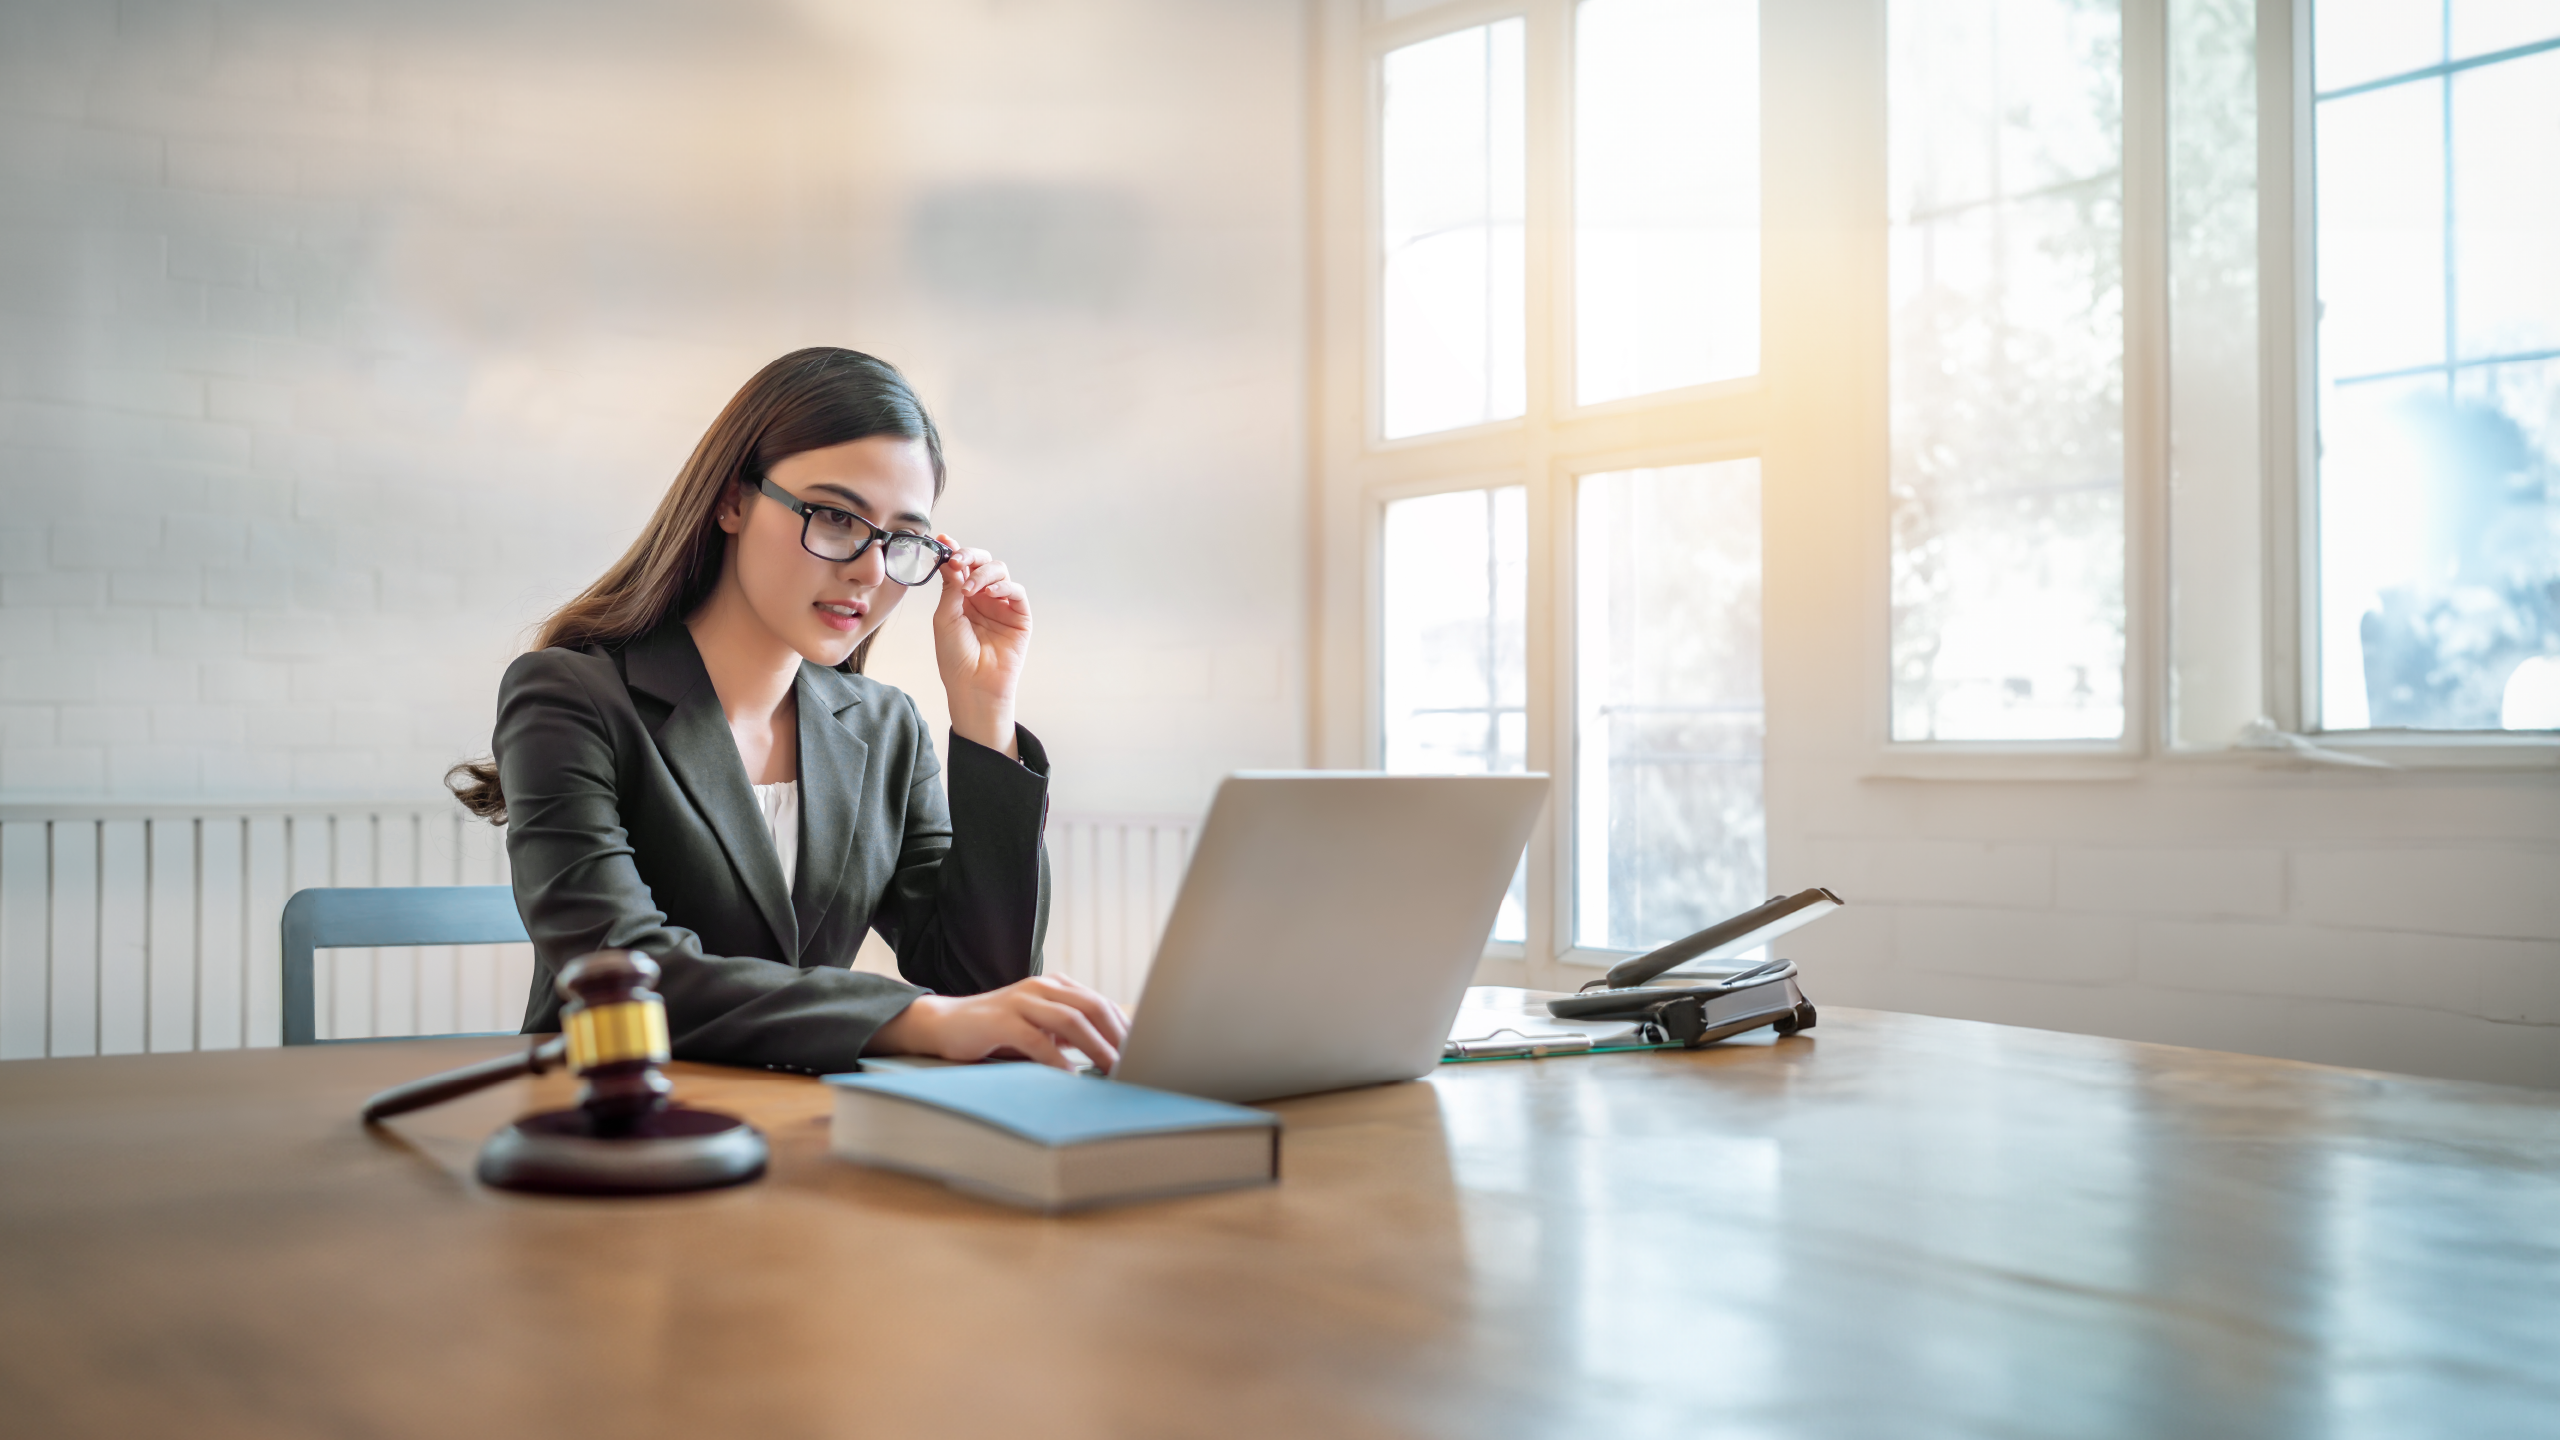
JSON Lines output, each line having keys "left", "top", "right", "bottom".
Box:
{"left": 792, "top": 663, "right": 869, "bottom": 962}
{"left": 626, "top": 626, "right": 800, "bottom": 960}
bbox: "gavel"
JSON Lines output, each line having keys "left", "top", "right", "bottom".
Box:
{"left": 361, "top": 950, "right": 767, "bottom": 1195}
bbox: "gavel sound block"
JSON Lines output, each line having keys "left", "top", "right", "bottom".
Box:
{"left": 360, "top": 950, "right": 768, "bottom": 1196}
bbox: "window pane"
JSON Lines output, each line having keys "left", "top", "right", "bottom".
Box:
{"left": 1573, "top": 0, "right": 1759, "bottom": 405}
{"left": 2312, "top": 9, "right": 2560, "bottom": 732}
{"left": 1381, "top": 20, "right": 1527, "bottom": 440}
{"left": 2166, "top": 0, "right": 2265, "bottom": 748}
{"left": 1575, "top": 461, "right": 1763, "bottom": 952}
{"left": 2454, "top": 48, "right": 2560, "bottom": 361}
{"left": 2452, "top": 0, "right": 2560, "bottom": 60}
{"left": 1887, "top": 0, "right": 2126, "bottom": 742}
{"left": 2315, "top": 82, "right": 2446, "bottom": 381}
{"left": 1382, "top": 487, "right": 1529, "bottom": 939}
{"left": 2315, "top": 0, "right": 2443, "bottom": 93}
{"left": 2319, "top": 373, "right": 2560, "bottom": 730}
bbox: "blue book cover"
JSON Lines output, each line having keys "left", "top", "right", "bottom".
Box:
{"left": 823, "top": 1065, "right": 1280, "bottom": 1148}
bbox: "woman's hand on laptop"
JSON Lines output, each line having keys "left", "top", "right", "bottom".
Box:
{"left": 871, "top": 974, "right": 1130, "bottom": 1074}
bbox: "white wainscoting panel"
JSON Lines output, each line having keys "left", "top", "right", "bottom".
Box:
{"left": 1043, "top": 814, "right": 1200, "bottom": 1007}
{"left": 0, "top": 804, "right": 528, "bottom": 1056}
{"left": 0, "top": 806, "right": 1195, "bottom": 1056}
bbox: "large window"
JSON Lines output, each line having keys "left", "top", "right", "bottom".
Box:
{"left": 1884, "top": 0, "right": 2560, "bottom": 749}
{"left": 1887, "top": 0, "right": 2127, "bottom": 744}
{"left": 2311, "top": 4, "right": 2560, "bottom": 733}
{"left": 1354, "top": 0, "right": 1766, "bottom": 970}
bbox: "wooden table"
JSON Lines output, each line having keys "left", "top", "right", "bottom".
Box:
{"left": 3, "top": 1005, "right": 2556, "bottom": 1439}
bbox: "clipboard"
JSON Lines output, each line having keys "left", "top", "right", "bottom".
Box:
{"left": 1440, "top": 988, "right": 1665, "bottom": 1064}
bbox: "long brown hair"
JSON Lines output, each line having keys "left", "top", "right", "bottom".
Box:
{"left": 448, "top": 348, "right": 946, "bottom": 822}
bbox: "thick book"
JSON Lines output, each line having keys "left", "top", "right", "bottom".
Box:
{"left": 823, "top": 1064, "right": 1282, "bottom": 1212}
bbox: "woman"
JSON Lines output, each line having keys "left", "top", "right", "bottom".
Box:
{"left": 449, "top": 347, "right": 1126, "bottom": 1076}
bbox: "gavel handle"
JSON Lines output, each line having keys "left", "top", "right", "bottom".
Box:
{"left": 361, "top": 1036, "right": 569, "bottom": 1123}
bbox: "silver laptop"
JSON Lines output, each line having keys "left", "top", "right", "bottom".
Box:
{"left": 1110, "top": 771, "right": 1549, "bottom": 1104}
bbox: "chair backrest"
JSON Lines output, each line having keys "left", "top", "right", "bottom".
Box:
{"left": 281, "top": 886, "right": 530, "bottom": 1045}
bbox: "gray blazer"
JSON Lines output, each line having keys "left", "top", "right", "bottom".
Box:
{"left": 493, "top": 623, "right": 1050, "bottom": 1074}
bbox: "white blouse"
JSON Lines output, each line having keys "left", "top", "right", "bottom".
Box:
{"left": 752, "top": 780, "right": 800, "bottom": 894}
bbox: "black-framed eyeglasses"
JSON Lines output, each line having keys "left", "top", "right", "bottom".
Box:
{"left": 756, "top": 477, "right": 953, "bottom": 586}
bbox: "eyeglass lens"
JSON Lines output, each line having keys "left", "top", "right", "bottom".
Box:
{"left": 802, "top": 510, "right": 943, "bottom": 586}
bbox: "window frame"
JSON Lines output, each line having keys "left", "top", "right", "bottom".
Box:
{"left": 2280, "top": 0, "right": 2560, "bottom": 757}
{"left": 1868, "top": 0, "right": 2560, "bottom": 776}
{"left": 1865, "top": 0, "right": 2167, "bottom": 775}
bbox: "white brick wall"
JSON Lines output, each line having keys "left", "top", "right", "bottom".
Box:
{"left": 1890, "top": 906, "right": 2136, "bottom": 985}
{"left": 1786, "top": 820, "right": 2560, "bottom": 1090}
{"left": 2055, "top": 846, "right": 2286, "bottom": 919}
{"left": 0, "top": 0, "right": 1309, "bottom": 1053}
{"left": 2291, "top": 849, "right": 2560, "bottom": 940}
{"left": 0, "top": 0, "right": 1311, "bottom": 818}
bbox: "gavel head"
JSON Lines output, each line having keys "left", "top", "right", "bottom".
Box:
{"left": 556, "top": 950, "right": 674, "bottom": 1128}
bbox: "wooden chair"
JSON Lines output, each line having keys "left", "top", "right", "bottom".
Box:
{"left": 281, "top": 886, "right": 529, "bottom": 1045}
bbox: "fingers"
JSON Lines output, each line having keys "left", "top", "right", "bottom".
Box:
{"left": 924, "top": 540, "right": 1032, "bottom": 656}
{"left": 1018, "top": 997, "right": 1121, "bottom": 1074}
{"left": 985, "top": 979, "right": 1126, "bottom": 1073}
{"left": 935, "top": 538, "right": 1006, "bottom": 595}
{"left": 1015, "top": 974, "right": 1126, "bottom": 1041}
{"left": 907, "top": 981, "right": 1127, "bottom": 1073}
{"left": 957, "top": 556, "right": 1007, "bottom": 594}
{"left": 962, "top": 582, "right": 1032, "bottom": 634}
{"left": 1051, "top": 976, "right": 1129, "bottom": 1048}
{"left": 932, "top": 557, "right": 971, "bottom": 628}
{"left": 999, "top": 1015, "right": 1074, "bottom": 1070}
